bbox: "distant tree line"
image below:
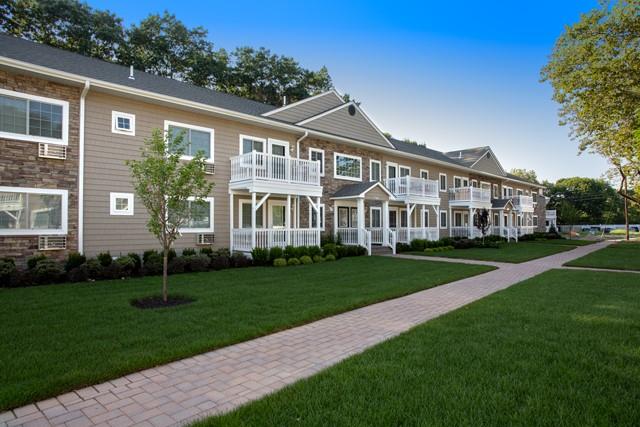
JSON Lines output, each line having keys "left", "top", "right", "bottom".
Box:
{"left": 0, "top": 0, "right": 333, "bottom": 105}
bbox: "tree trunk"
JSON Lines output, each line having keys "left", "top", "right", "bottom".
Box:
{"left": 162, "top": 249, "right": 168, "bottom": 303}
{"left": 624, "top": 194, "right": 629, "bottom": 241}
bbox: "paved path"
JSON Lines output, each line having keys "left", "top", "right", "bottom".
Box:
{"left": 1, "top": 241, "right": 614, "bottom": 427}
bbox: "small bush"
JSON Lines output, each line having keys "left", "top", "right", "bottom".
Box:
{"left": 85, "top": 258, "right": 103, "bottom": 280}
{"left": 251, "top": 247, "right": 270, "bottom": 266}
{"left": 67, "top": 265, "right": 89, "bottom": 282}
{"left": 294, "top": 246, "right": 310, "bottom": 258}
{"left": 143, "top": 250, "right": 159, "bottom": 264}
{"left": 182, "top": 248, "right": 197, "bottom": 256}
{"left": 127, "top": 252, "right": 142, "bottom": 274}
{"left": 186, "top": 254, "right": 210, "bottom": 272}
{"left": 410, "top": 239, "right": 427, "bottom": 251}
{"left": 300, "top": 255, "right": 313, "bottom": 265}
{"left": 320, "top": 232, "right": 336, "bottom": 246}
{"left": 453, "top": 239, "right": 475, "bottom": 249}
{"left": 273, "top": 258, "right": 287, "bottom": 267}
{"left": 396, "top": 243, "right": 411, "bottom": 253}
{"left": 287, "top": 257, "right": 301, "bottom": 266}
{"left": 312, "top": 255, "right": 325, "bottom": 263}
{"left": 269, "top": 247, "right": 284, "bottom": 261}
{"left": 0, "top": 258, "right": 17, "bottom": 286}
{"left": 27, "top": 254, "right": 47, "bottom": 270}
{"left": 283, "top": 245, "right": 296, "bottom": 260}
{"left": 231, "top": 252, "right": 252, "bottom": 268}
{"left": 336, "top": 245, "right": 348, "bottom": 258}
{"left": 142, "top": 257, "right": 163, "bottom": 276}
{"left": 64, "top": 252, "right": 86, "bottom": 272}
{"left": 216, "top": 248, "right": 231, "bottom": 259}
{"left": 199, "top": 247, "right": 214, "bottom": 257}
{"left": 325, "top": 254, "right": 336, "bottom": 262}
{"left": 322, "top": 243, "right": 337, "bottom": 257}
{"left": 101, "top": 262, "right": 125, "bottom": 280}
{"left": 168, "top": 256, "right": 186, "bottom": 274}
{"left": 211, "top": 254, "right": 230, "bottom": 270}
{"left": 308, "top": 245, "right": 322, "bottom": 258}
{"left": 115, "top": 256, "right": 136, "bottom": 276}
{"left": 96, "top": 251, "right": 113, "bottom": 267}
{"left": 11, "top": 270, "right": 34, "bottom": 288}
{"left": 33, "top": 259, "right": 64, "bottom": 284}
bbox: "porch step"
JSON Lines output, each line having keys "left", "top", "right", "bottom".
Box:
{"left": 371, "top": 245, "right": 393, "bottom": 255}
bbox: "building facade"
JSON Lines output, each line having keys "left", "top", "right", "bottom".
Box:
{"left": 0, "top": 35, "right": 546, "bottom": 262}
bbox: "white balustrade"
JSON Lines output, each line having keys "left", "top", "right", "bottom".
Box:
{"left": 448, "top": 187, "right": 491, "bottom": 203}
{"left": 232, "top": 228, "right": 320, "bottom": 251}
{"left": 384, "top": 176, "right": 439, "bottom": 199}
{"left": 230, "top": 151, "right": 321, "bottom": 186}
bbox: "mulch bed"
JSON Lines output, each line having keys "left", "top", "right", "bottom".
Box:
{"left": 130, "top": 295, "right": 195, "bottom": 309}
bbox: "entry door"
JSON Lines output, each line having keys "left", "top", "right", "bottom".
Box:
{"left": 269, "top": 202, "right": 287, "bottom": 247}
{"left": 389, "top": 210, "right": 398, "bottom": 228}
{"left": 463, "top": 213, "right": 469, "bottom": 227}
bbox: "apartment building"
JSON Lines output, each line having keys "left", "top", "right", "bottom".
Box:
{"left": 0, "top": 34, "right": 546, "bottom": 261}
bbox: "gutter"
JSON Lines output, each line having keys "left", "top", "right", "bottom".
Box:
{"left": 78, "top": 80, "right": 90, "bottom": 254}
{"left": 295, "top": 131, "right": 309, "bottom": 158}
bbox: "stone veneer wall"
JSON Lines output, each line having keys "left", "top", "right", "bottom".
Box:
{"left": 0, "top": 71, "right": 80, "bottom": 264}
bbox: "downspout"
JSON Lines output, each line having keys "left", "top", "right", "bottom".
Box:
{"left": 78, "top": 81, "right": 91, "bottom": 254}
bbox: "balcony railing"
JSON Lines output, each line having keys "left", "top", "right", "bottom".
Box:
{"left": 513, "top": 195, "right": 534, "bottom": 211}
{"left": 384, "top": 176, "right": 439, "bottom": 200}
{"left": 232, "top": 228, "right": 320, "bottom": 252}
{"left": 230, "top": 151, "right": 321, "bottom": 186}
{"left": 448, "top": 187, "right": 491, "bottom": 204}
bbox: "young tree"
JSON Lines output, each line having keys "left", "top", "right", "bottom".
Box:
{"left": 475, "top": 208, "right": 492, "bottom": 243}
{"left": 558, "top": 200, "right": 585, "bottom": 240}
{"left": 127, "top": 129, "right": 213, "bottom": 302}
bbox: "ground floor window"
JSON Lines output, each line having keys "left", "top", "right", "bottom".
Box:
{"left": 389, "top": 210, "right": 397, "bottom": 228}
{"left": 175, "top": 197, "right": 214, "bottom": 232}
{"left": 370, "top": 207, "right": 382, "bottom": 228}
{"left": 0, "top": 186, "right": 67, "bottom": 235}
{"left": 533, "top": 215, "right": 538, "bottom": 227}
{"left": 440, "top": 211, "right": 447, "bottom": 228}
{"left": 399, "top": 209, "right": 408, "bottom": 228}
{"left": 310, "top": 203, "right": 325, "bottom": 230}
{"left": 337, "top": 206, "right": 358, "bottom": 228}
{"left": 240, "top": 201, "right": 264, "bottom": 228}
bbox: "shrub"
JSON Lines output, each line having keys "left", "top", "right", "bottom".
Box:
{"left": 115, "top": 256, "right": 135, "bottom": 276}
{"left": 143, "top": 249, "right": 159, "bottom": 264}
{"left": 210, "top": 254, "right": 230, "bottom": 270}
{"left": 64, "top": 252, "right": 86, "bottom": 272}
{"left": 182, "top": 248, "right": 197, "bottom": 256}
{"left": 33, "top": 259, "right": 64, "bottom": 284}
{"left": 294, "top": 246, "right": 309, "bottom": 258}
{"left": 85, "top": 258, "right": 103, "bottom": 280}
{"left": 453, "top": 239, "right": 476, "bottom": 249}
{"left": 312, "top": 255, "right": 325, "bottom": 263}
{"left": 0, "top": 258, "right": 17, "bottom": 286}
{"left": 97, "top": 251, "right": 113, "bottom": 267}
{"left": 283, "top": 245, "right": 296, "bottom": 260}
{"left": 251, "top": 247, "right": 270, "bottom": 266}
{"left": 199, "top": 247, "right": 214, "bottom": 257}
{"left": 168, "top": 256, "right": 186, "bottom": 274}
{"left": 325, "top": 254, "right": 336, "bottom": 262}
{"left": 231, "top": 252, "right": 252, "bottom": 268}
{"left": 308, "top": 245, "right": 322, "bottom": 258}
{"left": 101, "top": 262, "right": 125, "bottom": 280}
{"left": 269, "top": 246, "right": 284, "bottom": 261}
{"left": 322, "top": 243, "right": 337, "bottom": 257}
{"left": 410, "top": 239, "right": 427, "bottom": 251}
{"left": 216, "top": 248, "right": 231, "bottom": 259}
{"left": 320, "top": 232, "right": 336, "bottom": 246}
{"left": 186, "top": 254, "right": 210, "bottom": 272}
{"left": 127, "top": 252, "right": 142, "bottom": 274}
{"left": 287, "top": 257, "right": 301, "bottom": 266}
{"left": 336, "top": 245, "right": 348, "bottom": 258}
{"left": 11, "top": 270, "right": 34, "bottom": 288}
{"left": 168, "top": 248, "right": 177, "bottom": 262}
{"left": 142, "top": 257, "right": 162, "bottom": 276}
{"left": 273, "top": 258, "right": 287, "bottom": 267}
{"left": 396, "top": 243, "right": 411, "bottom": 253}
{"left": 67, "top": 265, "right": 89, "bottom": 283}
{"left": 27, "top": 254, "right": 47, "bottom": 270}
{"left": 300, "top": 255, "right": 313, "bottom": 265}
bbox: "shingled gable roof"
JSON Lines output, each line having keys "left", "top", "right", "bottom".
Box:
{"left": 445, "top": 146, "right": 506, "bottom": 176}
{"left": 332, "top": 181, "right": 395, "bottom": 199}
{"left": 262, "top": 89, "right": 345, "bottom": 123}
{"left": 491, "top": 199, "right": 514, "bottom": 209}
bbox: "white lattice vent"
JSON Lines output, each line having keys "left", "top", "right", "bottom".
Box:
{"left": 38, "top": 143, "right": 67, "bottom": 160}
{"left": 196, "top": 233, "right": 215, "bottom": 245}
{"left": 204, "top": 163, "right": 215, "bottom": 175}
{"left": 38, "top": 235, "right": 67, "bottom": 250}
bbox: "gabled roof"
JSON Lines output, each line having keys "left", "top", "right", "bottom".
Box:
{"left": 297, "top": 102, "right": 393, "bottom": 148}
{"left": 491, "top": 199, "right": 514, "bottom": 209}
{"left": 262, "top": 89, "right": 345, "bottom": 123}
{"left": 390, "top": 138, "right": 466, "bottom": 167}
{"left": 332, "top": 181, "right": 395, "bottom": 199}
{"left": 445, "top": 146, "right": 506, "bottom": 176}
{"left": 0, "top": 33, "right": 276, "bottom": 116}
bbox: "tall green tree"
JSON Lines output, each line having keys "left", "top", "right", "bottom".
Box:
{"left": 509, "top": 168, "right": 539, "bottom": 184}
{"left": 127, "top": 129, "right": 213, "bottom": 303}
{"left": 541, "top": 0, "right": 640, "bottom": 216}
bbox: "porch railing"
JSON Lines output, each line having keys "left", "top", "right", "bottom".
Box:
{"left": 384, "top": 176, "right": 439, "bottom": 199}
{"left": 491, "top": 226, "right": 518, "bottom": 241}
{"left": 450, "top": 226, "right": 484, "bottom": 239}
{"left": 230, "top": 151, "right": 321, "bottom": 186}
{"left": 232, "top": 228, "right": 320, "bottom": 252}
{"left": 518, "top": 226, "right": 535, "bottom": 236}
{"left": 387, "top": 228, "right": 396, "bottom": 254}
{"left": 448, "top": 187, "right": 491, "bottom": 203}
{"left": 336, "top": 227, "right": 371, "bottom": 255}
{"left": 394, "top": 227, "right": 439, "bottom": 243}
{"left": 545, "top": 209, "right": 557, "bottom": 219}
{"left": 367, "top": 227, "right": 384, "bottom": 244}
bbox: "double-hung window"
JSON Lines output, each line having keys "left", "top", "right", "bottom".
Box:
{"left": 439, "top": 173, "right": 447, "bottom": 192}
{"left": 171, "top": 197, "right": 214, "bottom": 233}
{"left": 337, "top": 206, "right": 358, "bottom": 228}
{"left": 0, "top": 88, "right": 68, "bottom": 145}
{"left": 399, "top": 166, "right": 411, "bottom": 177}
{"left": 370, "top": 160, "right": 381, "bottom": 182}
{"left": 0, "top": 187, "right": 68, "bottom": 235}
{"left": 309, "top": 204, "right": 325, "bottom": 230}
{"left": 420, "top": 169, "right": 429, "bottom": 180}
{"left": 440, "top": 211, "right": 447, "bottom": 228}
{"left": 334, "top": 153, "right": 362, "bottom": 181}
{"left": 166, "top": 121, "right": 214, "bottom": 162}
{"left": 309, "top": 148, "right": 325, "bottom": 177}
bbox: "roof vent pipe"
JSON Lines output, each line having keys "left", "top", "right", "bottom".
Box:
{"left": 283, "top": 95, "right": 287, "bottom": 106}
{"left": 458, "top": 151, "right": 462, "bottom": 159}
{"left": 128, "top": 65, "right": 135, "bottom": 80}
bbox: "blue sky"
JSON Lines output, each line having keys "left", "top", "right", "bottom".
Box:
{"left": 90, "top": 0, "right": 610, "bottom": 182}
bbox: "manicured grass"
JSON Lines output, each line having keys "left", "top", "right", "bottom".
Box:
{"left": 411, "top": 241, "right": 575, "bottom": 263}
{"left": 0, "top": 257, "right": 492, "bottom": 411}
{"left": 199, "top": 269, "right": 640, "bottom": 426}
{"left": 565, "top": 241, "right": 640, "bottom": 271}
{"left": 527, "top": 238, "right": 597, "bottom": 246}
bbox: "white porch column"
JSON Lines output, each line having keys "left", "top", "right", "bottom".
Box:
{"left": 382, "top": 200, "right": 389, "bottom": 245}
{"left": 420, "top": 204, "right": 425, "bottom": 239}
{"left": 316, "top": 196, "right": 322, "bottom": 246}
{"left": 229, "top": 192, "right": 234, "bottom": 251}
{"left": 333, "top": 200, "right": 338, "bottom": 240}
{"left": 435, "top": 205, "right": 440, "bottom": 237}
{"left": 286, "top": 194, "right": 291, "bottom": 246}
{"left": 357, "top": 197, "right": 365, "bottom": 246}
{"left": 250, "top": 192, "right": 256, "bottom": 249}
{"left": 468, "top": 207, "right": 473, "bottom": 238}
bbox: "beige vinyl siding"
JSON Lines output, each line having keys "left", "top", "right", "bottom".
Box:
{"left": 471, "top": 153, "right": 504, "bottom": 176}
{"left": 302, "top": 106, "right": 391, "bottom": 148}
{"left": 267, "top": 92, "right": 344, "bottom": 123}
{"left": 83, "top": 92, "right": 295, "bottom": 256}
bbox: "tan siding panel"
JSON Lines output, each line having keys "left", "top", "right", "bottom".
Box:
{"left": 303, "top": 107, "right": 390, "bottom": 148}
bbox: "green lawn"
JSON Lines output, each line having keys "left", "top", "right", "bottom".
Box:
{"left": 199, "top": 269, "right": 640, "bottom": 426}
{"left": 527, "top": 238, "right": 597, "bottom": 246}
{"left": 0, "top": 257, "right": 492, "bottom": 411}
{"left": 412, "top": 241, "right": 576, "bottom": 263}
{"left": 565, "top": 241, "right": 640, "bottom": 271}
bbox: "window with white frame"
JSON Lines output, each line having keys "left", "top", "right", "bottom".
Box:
{"left": 440, "top": 210, "right": 447, "bottom": 228}
{"left": 0, "top": 88, "right": 68, "bottom": 145}
{"left": 533, "top": 215, "right": 539, "bottom": 227}
{"left": 111, "top": 111, "right": 135, "bottom": 135}
{"left": 109, "top": 192, "right": 134, "bottom": 216}
{"left": 454, "top": 176, "right": 463, "bottom": 188}
{"left": 517, "top": 189, "right": 523, "bottom": 196}
{"left": 399, "top": 166, "right": 411, "bottom": 177}
{"left": 423, "top": 209, "right": 429, "bottom": 227}
{"left": 310, "top": 203, "right": 325, "bottom": 230}
{"left": 493, "top": 184, "right": 499, "bottom": 198}
{"left": 532, "top": 191, "right": 538, "bottom": 204}
{"left": 0, "top": 187, "right": 67, "bottom": 235}
{"left": 370, "top": 160, "right": 381, "bottom": 182}
{"left": 334, "top": 153, "right": 362, "bottom": 181}
{"left": 309, "top": 148, "right": 325, "bottom": 176}
{"left": 170, "top": 197, "right": 214, "bottom": 233}
{"left": 337, "top": 206, "right": 358, "bottom": 228}
{"left": 166, "top": 121, "right": 214, "bottom": 161}
{"left": 471, "top": 179, "right": 478, "bottom": 188}
{"left": 503, "top": 186, "right": 513, "bottom": 198}
{"left": 439, "top": 173, "right": 447, "bottom": 191}
{"left": 370, "top": 207, "right": 382, "bottom": 228}
{"left": 387, "top": 162, "right": 398, "bottom": 179}
{"left": 240, "top": 201, "right": 264, "bottom": 228}
{"left": 240, "top": 135, "right": 265, "bottom": 154}
{"left": 420, "top": 169, "right": 429, "bottom": 180}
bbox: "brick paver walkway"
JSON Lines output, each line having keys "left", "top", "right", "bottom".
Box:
{"left": 1, "top": 241, "right": 614, "bottom": 427}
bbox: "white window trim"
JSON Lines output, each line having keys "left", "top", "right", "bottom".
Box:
{"left": 386, "top": 162, "right": 398, "bottom": 179}
{"left": 333, "top": 152, "right": 362, "bottom": 182}
{"left": 178, "top": 196, "right": 215, "bottom": 233}
{"left": 493, "top": 183, "right": 499, "bottom": 198}
{"left": 440, "top": 210, "right": 448, "bottom": 229}
{"left": 239, "top": 134, "right": 267, "bottom": 155}
{"left": 0, "top": 88, "right": 69, "bottom": 146}
{"left": 309, "top": 203, "right": 325, "bottom": 230}
{"left": 453, "top": 176, "right": 468, "bottom": 188}
{"left": 370, "top": 159, "right": 382, "bottom": 181}
{"left": 268, "top": 138, "right": 290, "bottom": 157}
{"left": 471, "top": 179, "right": 478, "bottom": 187}
{"left": 480, "top": 181, "right": 491, "bottom": 190}
{"left": 370, "top": 206, "right": 382, "bottom": 228}
{"left": 111, "top": 111, "right": 136, "bottom": 136}
{"left": 0, "top": 186, "right": 68, "bottom": 236}
{"left": 439, "top": 173, "right": 447, "bottom": 192}
{"left": 164, "top": 120, "right": 215, "bottom": 164}
{"left": 109, "top": 192, "right": 134, "bottom": 216}
{"left": 533, "top": 215, "right": 539, "bottom": 227}
{"left": 309, "top": 147, "right": 325, "bottom": 177}
{"left": 419, "top": 169, "right": 429, "bottom": 180}
{"left": 532, "top": 191, "right": 538, "bottom": 204}
{"left": 399, "top": 165, "right": 411, "bottom": 177}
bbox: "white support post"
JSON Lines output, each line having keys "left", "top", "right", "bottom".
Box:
{"left": 251, "top": 192, "right": 256, "bottom": 249}
{"left": 383, "top": 200, "right": 389, "bottom": 245}
{"left": 316, "top": 196, "right": 321, "bottom": 246}
{"left": 435, "top": 205, "right": 440, "bottom": 239}
{"left": 286, "top": 195, "right": 291, "bottom": 246}
{"left": 333, "top": 200, "right": 338, "bottom": 240}
{"left": 229, "top": 192, "right": 234, "bottom": 252}
{"left": 468, "top": 207, "right": 473, "bottom": 239}
{"left": 357, "top": 198, "right": 365, "bottom": 246}
{"left": 406, "top": 203, "right": 411, "bottom": 235}
{"left": 420, "top": 204, "right": 426, "bottom": 239}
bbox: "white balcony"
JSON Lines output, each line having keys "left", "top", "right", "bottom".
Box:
{"left": 384, "top": 176, "right": 440, "bottom": 204}
{"left": 448, "top": 187, "right": 491, "bottom": 207}
{"left": 513, "top": 195, "right": 534, "bottom": 212}
{"left": 230, "top": 152, "right": 322, "bottom": 196}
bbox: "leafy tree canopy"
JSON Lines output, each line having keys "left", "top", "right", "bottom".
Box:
{"left": 509, "top": 168, "right": 539, "bottom": 184}
{"left": 0, "top": 0, "right": 333, "bottom": 105}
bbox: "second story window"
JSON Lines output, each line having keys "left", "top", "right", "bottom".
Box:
{"left": 166, "top": 121, "right": 214, "bottom": 162}
{"left": 0, "top": 89, "right": 68, "bottom": 145}
{"left": 370, "top": 160, "right": 381, "bottom": 182}
{"left": 334, "top": 153, "right": 362, "bottom": 181}
{"left": 420, "top": 170, "right": 429, "bottom": 180}
{"left": 112, "top": 111, "right": 135, "bottom": 136}
{"left": 399, "top": 166, "right": 411, "bottom": 177}
{"left": 309, "top": 148, "right": 325, "bottom": 177}
{"left": 439, "top": 173, "right": 447, "bottom": 192}
{"left": 493, "top": 184, "right": 499, "bottom": 198}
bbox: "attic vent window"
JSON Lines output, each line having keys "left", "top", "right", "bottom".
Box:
{"left": 348, "top": 105, "right": 356, "bottom": 116}
{"left": 486, "top": 152, "right": 491, "bottom": 159}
